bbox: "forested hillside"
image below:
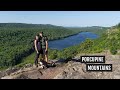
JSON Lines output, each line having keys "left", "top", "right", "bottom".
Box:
{"left": 19, "top": 26, "right": 110, "bottom": 66}
{"left": 49, "top": 24, "right": 120, "bottom": 60}
{"left": 0, "top": 23, "right": 80, "bottom": 69}
{"left": 66, "top": 26, "right": 110, "bottom": 35}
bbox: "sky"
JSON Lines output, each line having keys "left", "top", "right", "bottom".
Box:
{"left": 0, "top": 11, "right": 120, "bottom": 27}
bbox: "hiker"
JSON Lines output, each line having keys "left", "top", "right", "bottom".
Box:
{"left": 39, "top": 32, "right": 49, "bottom": 63}
{"left": 34, "top": 32, "right": 55, "bottom": 68}
{"left": 34, "top": 35, "right": 42, "bottom": 67}
{"left": 44, "top": 36, "right": 49, "bottom": 63}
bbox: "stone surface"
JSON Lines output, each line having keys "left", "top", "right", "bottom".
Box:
{"left": 1, "top": 54, "right": 120, "bottom": 79}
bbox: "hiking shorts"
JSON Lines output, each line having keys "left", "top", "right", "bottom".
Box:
{"left": 42, "top": 48, "right": 48, "bottom": 55}
{"left": 39, "top": 49, "right": 43, "bottom": 54}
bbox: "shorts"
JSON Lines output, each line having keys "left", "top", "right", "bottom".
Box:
{"left": 39, "top": 48, "right": 48, "bottom": 55}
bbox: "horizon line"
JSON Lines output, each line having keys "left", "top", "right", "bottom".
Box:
{"left": 0, "top": 22, "right": 112, "bottom": 27}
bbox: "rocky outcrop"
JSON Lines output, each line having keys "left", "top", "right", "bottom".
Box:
{"left": 0, "top": 63, "right": 33, "bottom": 79}
{"left": 0, "top": 60, "right": 64, "bottom": 79}
{"left": 0, "top": 67, "right": 20, "bottom": 78}
{"left": 54, "top": 60, "right": 120, "bottom": 79}
{"left": 1, "top": 52, "right": 120, "bottom": 79}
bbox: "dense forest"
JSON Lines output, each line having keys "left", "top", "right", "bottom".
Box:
{"left": 48, "top": 25, "right": 120, "bottom": 60}
{"left": 0, "top": 23, "right": 80, "bottom": 69}
{"left": 1, "top": 23, "right": 119, "bottom": 70}
{"left": 18, "top": 26, "right": 112, "bottom": 67}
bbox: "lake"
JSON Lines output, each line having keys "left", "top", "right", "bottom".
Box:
{"left": 49, "top": 32, "right": 98, "bottom": 50}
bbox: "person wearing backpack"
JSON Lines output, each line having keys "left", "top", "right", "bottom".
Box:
{"left": 39, "top": 32, "right": 48, "bottom": 63}
{"left": 34, "top": 35, "right": 42, "bottom": 67}
{"left": 39, "top": 32, "right": 56, "bottom": 67}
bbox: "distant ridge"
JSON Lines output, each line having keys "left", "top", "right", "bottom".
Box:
{"left": 0, "top": 23, "right": 63, "bottom": 28}
{"left": 65, "top": 26, "right": 110, "bottom": 28}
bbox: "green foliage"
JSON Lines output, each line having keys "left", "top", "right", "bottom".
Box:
{"left": 1, "top": 23, "right": 120, "bottom": 69}
{"left": 48, "top": 49, "right": 58, "bottom": 59}
{"left": 57, "top": 47, "right": 77, "bottom": 60}
{"left": 16, "top": 52, "right": 35, "bottom": 68}
{"left": 19, "top": 25, "right": 120, "bottom": 67}
{"left": 110, "top": 46, "right": 117, "bottom": 55}
{"left": 0, "top": 23, "right": 79, "bottom": 68}
{"left": 55, "top": 39, "right": 94, "bottom": 60}
{"left": 52, "top": 26, "right": 120, "bottom": 60}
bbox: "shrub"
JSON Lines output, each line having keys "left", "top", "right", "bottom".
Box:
{"left": 110, "top": 46, "right": 117, "bottom": 55}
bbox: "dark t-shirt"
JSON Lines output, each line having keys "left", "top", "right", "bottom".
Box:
{"left": 35, "top": 39, "right": 42, "bottom": 51}
{"left": 40, "top": 36, "right": 48, "bottom": 49}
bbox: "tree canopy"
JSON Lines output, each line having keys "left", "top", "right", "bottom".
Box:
{"left": 0, "top": 23, "right": 80, "bottom": 69}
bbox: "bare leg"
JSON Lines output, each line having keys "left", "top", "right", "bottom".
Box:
{"left": 42, "top": 54, "right": 45, "bottom": 61}
{"left": 35, "top": 52, "right": 40, "bottom": 67}
{"left": 45, "top": 55, "right": 48, "bottom": 62}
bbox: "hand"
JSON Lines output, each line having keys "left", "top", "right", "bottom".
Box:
{"left": 45, "top": 49, "right": 48, "bottom": 52}
{"left": 37, "top": 51, "right": 39, "bottom": 54}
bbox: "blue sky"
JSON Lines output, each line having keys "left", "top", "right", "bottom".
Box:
{"left": 0, "top": 11, "right": 120, "bottom": 27}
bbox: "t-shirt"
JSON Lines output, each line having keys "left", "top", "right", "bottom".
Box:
{"left": 36, "top": 39, "right": 42, "bottom": 51}
{"left": 40, "top": 36, "right": 48, "bottom": 49}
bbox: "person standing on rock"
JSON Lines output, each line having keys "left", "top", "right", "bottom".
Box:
{"left": 39, "top": 32, "right": 56, "bottom": 68}
{"left": 39, "top": 32, "right": 49, "bottom": 63}
{"left": 34, "top": 35, "right": 42, "bottom": 67}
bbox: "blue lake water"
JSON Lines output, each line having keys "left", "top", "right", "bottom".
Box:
{"left": 48, "top": 32, "right": 98, "bottom": 50}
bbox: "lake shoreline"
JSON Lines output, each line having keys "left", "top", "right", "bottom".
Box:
{"left": 48, "top": 31, "right": 82, "bottom": 41}
{"left": 48, "top": 31, "right": 98, "bottom": 42}
{"left": 49, "top": 32, "right": 98, "bottom": 50}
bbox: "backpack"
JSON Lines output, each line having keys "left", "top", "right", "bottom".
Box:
{"left": 32, "top": 40, "right": 35, "bottom": 51}
{"left": 40, "top": 36, "right": 48, "bottom": 49}
{"left": 32, "top": 38, "right": 42, "bottom": 51}
{"left": 36, "top": 39, "right": 42, "bottom": 51}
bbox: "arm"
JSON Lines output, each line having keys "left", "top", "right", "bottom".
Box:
{"left": 34, "top": 40, "right": 39, "bottom": 53}
{"left": 45, "top": 40, "right": 48, "bottom": 51}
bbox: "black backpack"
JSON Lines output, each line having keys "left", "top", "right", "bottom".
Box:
{"left": 32, "top": 40, "right": 35, "bottom": 51}
{"left": 36, "top": 39, "right": 42, "bottom": 51}
{"left": 32, "top": 37, "right": 42, "bottom": 51}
